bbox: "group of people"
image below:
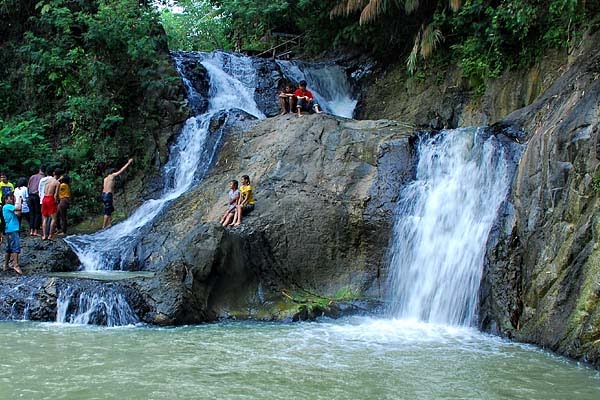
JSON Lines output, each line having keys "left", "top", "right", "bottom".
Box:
{"left": 1, "top": 167, "right": 72, "bottom": 274}
{"left": 278, "top": 80, "right": 322, "bottom": 117}
{"left": 220, "top": 175, "right": 255, "bottom": 227}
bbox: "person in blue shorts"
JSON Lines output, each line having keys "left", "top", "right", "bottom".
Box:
{"left": 2, "top": 194, "right": 23, "bottom": 274}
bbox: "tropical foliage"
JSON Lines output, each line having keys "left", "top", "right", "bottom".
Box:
{"left": 0, "top": 0, "right": 179, "bottom": 220}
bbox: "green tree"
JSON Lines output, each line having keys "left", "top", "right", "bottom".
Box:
{"left": 0, "top": 0, "right": 182, "bottom": 221}
{"left": 159, "top": 0, "right": 231, "bottom": 51}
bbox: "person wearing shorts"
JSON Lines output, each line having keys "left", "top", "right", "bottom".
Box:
{"left": 41, "top": 169, "right": 60, "bottom": 240}
{"left": 3, "top": 194, "right": 23, "bottom": 274}
{"left": 102, "top": 192, "right": 115, "bottom": 216}
{"left": 102, "top": 159, "right": 133, "bottom": 228}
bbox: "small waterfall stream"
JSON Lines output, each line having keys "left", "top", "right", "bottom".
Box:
{"left": 56, "top": 287, "right": 138, "bottom": 326}
{"left": 65, "top": 53, "right": 267, "bottom": 271}
{"left": 387, "top": 128, "right": 512, "bottom": 325}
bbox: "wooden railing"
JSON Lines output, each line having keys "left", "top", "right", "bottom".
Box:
{"left": 255, "top": 32, "right": 306, "bottom": 59}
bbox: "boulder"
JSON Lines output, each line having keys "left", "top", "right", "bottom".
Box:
{"left": 129, "top": 114, "right": 415, "bottom": 324}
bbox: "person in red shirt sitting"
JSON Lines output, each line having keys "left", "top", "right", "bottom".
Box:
{"left": 294, "top": 80, "right": 322, "bottom": 117}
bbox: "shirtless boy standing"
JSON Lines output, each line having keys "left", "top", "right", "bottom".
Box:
{"left": 102, "top": 158, "right": 133, "bottom": 229}
{"left": 41, "top": 169, "right": 60, "bottom": 240}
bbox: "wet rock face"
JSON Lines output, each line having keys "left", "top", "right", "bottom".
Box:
{"left": 127, "top": 115, "right": 414, "bottom": 325}
{"left": 0, "top": 236, "right": 79, "bottom": 277}
{"left": 0, "top": 275, "right": 152, "bottom": 325}
{"left": 480, "top": 32, "right": 600, "bottom": 367}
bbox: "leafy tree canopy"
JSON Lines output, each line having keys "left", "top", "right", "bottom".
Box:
{"left": 1, "top": 0, "right": 179, "bottom": 221}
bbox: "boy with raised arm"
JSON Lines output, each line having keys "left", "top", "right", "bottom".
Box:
{"left": 102, "top": 158, "right": 133, "bottom": 229}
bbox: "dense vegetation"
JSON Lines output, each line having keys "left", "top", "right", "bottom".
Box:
{"left": 1, "top": 0, "right": 598, "bottom": 223}
{"left": 0, "top": 0, "right": 182, "bottom": 221}
{"left": 161, "top": 0, "right": 599, "bottom": 84}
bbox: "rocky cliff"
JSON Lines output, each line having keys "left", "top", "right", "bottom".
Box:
{"left": 130, "top": 113, "right": 415, "bottom": 324}
{"left": 479, "top": 32, "right": 600, "bottom": 367}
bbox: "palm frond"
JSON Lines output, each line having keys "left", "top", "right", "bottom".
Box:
{"left": 420, "top": 23, "right": 443, "bottom": 58}
{"left": 404, "top": 0, "right": 420, "bottom": 14}
{"left": 359, "top": 0, "right": 385, "bottom": 24}
{"left": 449, "top": 0, "right": 462, "bottom": 12}
{"left": 330, "top": 0, "right": 368, "bottom": 18}
{"left": 407, "top": 29, "right": 422, "bottom": 75}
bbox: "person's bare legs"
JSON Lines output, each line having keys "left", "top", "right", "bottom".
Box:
{"left": 223, "top": 212, "right": 235, "bottom": 227}
{"left": 233, "top": 205, "right": 243, "bottom": 226}
{"left": 220, "top": 210, "right": 228, "bottom": 225}
{"left": 279, "top": 97, "right": 288, "bottom": 115}
{"left": 11, "top": 253, "right": 22, "bottom": 275}
{"left": 103, "top": 215, "right": 112, "bottom": 229}
{"left": 48, "top": 213, "right": 57, "bottom": 239}
{"left": 41, "top": 215, "right": 47, "bottom": 240}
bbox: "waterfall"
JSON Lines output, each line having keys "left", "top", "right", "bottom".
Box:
{"left": 277, "top": 60, "right": 357, "bottom": 118}
{"left": 56, "top": 287, "right": 138, "bottom": 326}
{"left": 387, "top": 128, "right": 511, "bottom": 326}
{"left": 66, "top": 52, "right": 265, "bottom": 271}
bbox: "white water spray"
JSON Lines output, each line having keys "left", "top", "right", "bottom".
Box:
{"left": 387, "top": 128, "right": 511, "bottom": 325}
{"left": 56, "top": 288, "right": 138, "bottom": 326}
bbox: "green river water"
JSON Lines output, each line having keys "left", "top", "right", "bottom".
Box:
{"left": 0, "top": 317, "right": 598, "bottom": 399}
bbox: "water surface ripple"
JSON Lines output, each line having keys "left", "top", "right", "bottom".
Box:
{"left": 1, "top": 317, "right": 598, "bottom": 399}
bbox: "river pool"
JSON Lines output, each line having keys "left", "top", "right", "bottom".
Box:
{"left": 1, "top": 317, "right": 598, "bottom": 399}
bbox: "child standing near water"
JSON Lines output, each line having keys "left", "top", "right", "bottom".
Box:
{"left": 3, "top": 194, "right": 23, "bottom": 274}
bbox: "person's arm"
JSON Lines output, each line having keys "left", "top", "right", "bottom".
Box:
{"left": 113, "top": 158, "right": 134, "bottom": 177}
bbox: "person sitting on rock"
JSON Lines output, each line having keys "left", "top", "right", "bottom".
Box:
{"left": 294, "top": 80, "right": 322, "bottom": 117}
{"left": 2, "top": 194, "right": 23, "bottom": 275}
{"left": 220, "top": 179, "right": 240, "bottom": 227}
{"left": 278, "top": 83, "right": 296, "bottom": 115}
{"left": 233, "top": 175, "right": 255, "bottom": 227}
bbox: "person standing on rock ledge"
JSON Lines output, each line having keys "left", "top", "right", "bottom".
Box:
{"left": 232, "top": 175, "right": 255, "bottom": 227}
{"left": 2, "top": 194, "right": 23, "bottom": 275}
{"left": 102, "top": 158, "right": 133, "bottom": 229}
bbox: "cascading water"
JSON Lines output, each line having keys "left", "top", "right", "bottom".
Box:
{"left": 277, "top": 60, "right": 357, "bottom": 118}
{"left": 66, "top": 52, "right": 266, "bottom": 271}
{"left": 56, "top": 287, "right": 138, "bottom": 326}
{"left": 386, "top": 128, "right": 512, "bottom": 326}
